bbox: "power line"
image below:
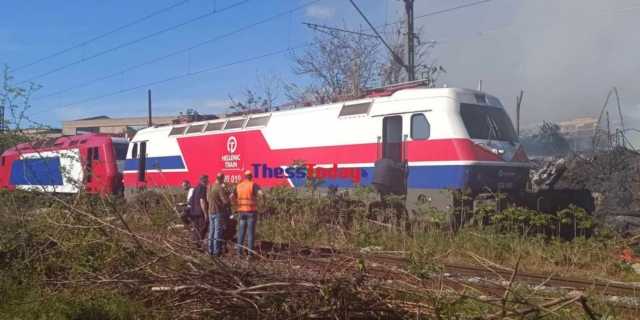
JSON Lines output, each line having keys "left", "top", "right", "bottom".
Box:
{"left": 14, "top": 0, "right": 251, "bottom": 86}
{"left": 27, "top": 44, "right": 310, "bottom": 117}
{"left": 12, "top": 0, "right": 191, "bottom": 73}
{"left": 432, "top": 4, "right": 640, "bottom": 43}
{"left": 365, "top": 0, "right": 492, "bottom": 32}
{"left": 31, "top": 1, "right": 319, "bottom": 102}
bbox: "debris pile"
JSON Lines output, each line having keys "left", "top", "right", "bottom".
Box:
{"left": 530, "top": 147, "right": 640, "bottom": 236}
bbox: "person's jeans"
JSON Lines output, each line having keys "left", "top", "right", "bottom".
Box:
{"left": 208, "top": 213, "right": 223, "bottom": 255}
{"left": 237, "top": 211, "right": 257, "bottom": 255}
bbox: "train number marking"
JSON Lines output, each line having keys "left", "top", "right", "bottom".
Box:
{"left": 224, "top": 175, "right": 242, "bottom": 184}
{"left": 497, "top": 182, "right": 513, "bottom": 189}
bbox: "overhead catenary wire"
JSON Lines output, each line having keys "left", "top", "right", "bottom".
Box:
{"left": 364, "top": 0, "right": 492, "bottom": 32}
{"left": 27, "top": 44, "right": 311, "bottom": 117}
{"left": 31, "top": 0, "right": 320, "bottom": 102}
{"left": 11, "top": 0, "right": 192, "bottom": 73}
{"left": 28, "top": 2, "right": 640, "bottom": 117}
{"left": 14, "top": 0, "right": 252, "bottom": 86}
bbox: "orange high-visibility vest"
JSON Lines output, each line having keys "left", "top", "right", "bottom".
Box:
{"left": 237, "top": 180, "right": 258, "bottom": 212}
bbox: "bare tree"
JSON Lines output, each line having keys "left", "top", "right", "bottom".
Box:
{"left": 281, "top": 22, "right": 445, "bottom": 109}
{"left": 286, "top": 25, "right": 380, "bottom": 102}
{"left": 228, "top": 70, "right": 282, "bottom": 114}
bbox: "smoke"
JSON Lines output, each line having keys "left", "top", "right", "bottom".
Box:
{"left": 411, "top": 0, "right": 640, "bottom": 129}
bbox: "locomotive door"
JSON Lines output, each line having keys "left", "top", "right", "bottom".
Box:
{"left": 382, "top": 116, "right": 402, "bottom": 162}
{"left": 381, "top": 116, "right": 408, "bottom": 193}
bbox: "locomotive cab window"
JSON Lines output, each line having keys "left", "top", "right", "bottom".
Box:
{"left": 410, "top": 114, "right": 430, "bottom": 140}
{"left": 460, "top": 103, "right": 518, "bottom": 143}
{"left": 131, "top": 143, "right": 138, "bottom": 159}
{"left": 43, "top": 139, "right": 55, "bottom": 148}
{"left": 113, "top": 143, "right": 128, "bottom": 160}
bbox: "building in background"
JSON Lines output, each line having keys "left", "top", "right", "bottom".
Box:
{"left": 62, "top": 114, "right": 226, "bottom": 135}
{"left": 21, "top": 127, "right": 64, "bottom": 139}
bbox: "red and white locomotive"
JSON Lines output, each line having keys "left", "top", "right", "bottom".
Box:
{"left": 123, "top": 84, "right": 532, "bottom": 213}
{"left": 0, "top": 133, "right": 129, "bottom": 196}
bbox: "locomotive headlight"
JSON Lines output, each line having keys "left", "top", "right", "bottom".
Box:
{"left": 492, "top": 149, "right": 505, "bottom": 155}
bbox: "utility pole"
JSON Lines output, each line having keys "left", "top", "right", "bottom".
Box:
{"left": 516, "top": 90, "right": 523, "bottom": 136}
{"left": 404, "top": 0, "right": 415, "bottom": 82}
{"left": 147, "top": 90, "right": 152, "bottom": 127}
{"left": 349, "top": 0, "right": 414, "bottom": 83}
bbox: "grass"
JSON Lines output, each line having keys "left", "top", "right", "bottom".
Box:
{"left": 1, "top": 185, "right": 638, "bottom": 319}
{"left": 254, "top": 184, "right": 640, "bottom": 283}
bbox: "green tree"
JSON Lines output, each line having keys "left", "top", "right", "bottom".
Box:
{"left": 0, "top": 64, "right": 46, "bottom": 152}
{"left": 121, "top": 126, "right": 139, "bottom": 136}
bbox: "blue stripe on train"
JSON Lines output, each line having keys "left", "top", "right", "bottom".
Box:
{"left": 124, "top": 156, "right": 185, "bottom": 171}
{"left": 9, "top": 157, "right": 64, "bottom": 186}
{"left": 288, "top": 165, "right": 529, "bottom": 190}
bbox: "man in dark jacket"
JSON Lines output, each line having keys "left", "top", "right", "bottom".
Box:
{"left": 189, "top": 174, "right": 210, "bottom": 242}
{"left": 371, "top": 156, "right": 408, "bottom": 223}
{"left": 220, "top": 182, "right": 236, "bottom": 254}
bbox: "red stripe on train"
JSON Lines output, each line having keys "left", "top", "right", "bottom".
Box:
{"left": 125, "top": 131, "right": 511, "bottom": 187}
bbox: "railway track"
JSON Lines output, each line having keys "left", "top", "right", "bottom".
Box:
{"left": 255, "top": 242, "right": 640, "bottom": 318}
{"left": 138, "top": 226, "right": 640, "bottom": 299}
{"left": 254, "top": 241, "right": 640, "bottom": 298}
{"left": 132, "top": 227, "right": 640, "bottom": 316}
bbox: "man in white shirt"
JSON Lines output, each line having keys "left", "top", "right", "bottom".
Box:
{"left": 177, "top": 180, "right": 194, "bottom": 225}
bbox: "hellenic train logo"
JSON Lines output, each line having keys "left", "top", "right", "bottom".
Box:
{"left": 498, "top": 170, "right": 515, "bottom": 178}
{"left": 227, "top": 136, "right": 237, "bottom": 153}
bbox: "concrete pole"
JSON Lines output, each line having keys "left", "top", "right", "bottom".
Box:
{"left": 404, "top": 0, "right": 415, "bottom": 82}
{"left": 147, "top": 90, "right": 152, "bottom": 127}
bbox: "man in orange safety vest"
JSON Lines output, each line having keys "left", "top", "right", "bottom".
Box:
{"left": 230, "top": 170, "right": 266, "bottom": 258}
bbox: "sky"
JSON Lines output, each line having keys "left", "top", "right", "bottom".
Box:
{"left": 1, "top": 0, "right": 639, "bottom": 134}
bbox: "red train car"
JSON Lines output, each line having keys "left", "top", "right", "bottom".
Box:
{"left": 0, "top": 133, "right": 130, "bottom": 196}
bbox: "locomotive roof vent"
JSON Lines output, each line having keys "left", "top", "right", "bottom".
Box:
{"left": 224, "top": 118, "right": 247, "bottom": 131}
{"left": 338, "top": 101, "right": 372, "bottom": 118}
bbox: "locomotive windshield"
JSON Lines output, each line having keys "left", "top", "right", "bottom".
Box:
{"left": 459, "top": 103, "right": 519, "bottom": 143}
{"left": 113, "top": 143, "right": 128, "bottom": 161}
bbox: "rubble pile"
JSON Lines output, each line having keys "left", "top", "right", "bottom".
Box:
{"left": 530, "top": 147, "right": 640, "bottom": 236}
